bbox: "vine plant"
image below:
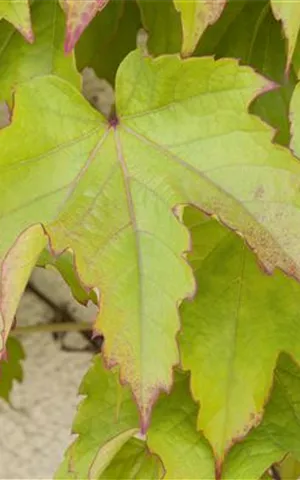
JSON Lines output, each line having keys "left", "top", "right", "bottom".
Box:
{"left": 2, "top": 0, "right": 300, "bottom": 478}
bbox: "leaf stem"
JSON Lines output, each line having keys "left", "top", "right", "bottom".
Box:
{"left": 12, "top": 322, "right": 92, "bottom": 335}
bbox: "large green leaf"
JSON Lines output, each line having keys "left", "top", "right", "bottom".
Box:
{"left": 137, "top": 0, "right": 182, "bottom": 55}
{"left": 174, "top": 0, "right": 226, "bottom": 56}
{"left": 196, "top": 0, "right": 296, "bottom": 146}
{"left": 223, "top": 354, "right": 300, "bottom": 479}
{"left": 0, "top": 0, "right": 80, "bottom": 105}
{"left": 75, "top": 0, "right": 141, "bottom": 85}
{"left": 0, "top": 0, "right": 33, "bottom": 42}
{"left": 147, "top": 371, "right": 215, "bottom": 479}
{"left": 60, "top": 0, "right": 110, "bottom": 52}
{"left": 270, "top": 0, "right": 300, "bottom": 69}
{"left": 0, "top": 337, "right": 25, "bottom": 402}
{"left": 2, "top": 50, "right": 300, "bottom": 425}
{"left": 180, "top": 207, "right": 300, "bottom": 461}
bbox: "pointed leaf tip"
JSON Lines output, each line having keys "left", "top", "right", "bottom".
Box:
{"left": 61, "top": 0, "right": 110, "bottom": 52}
{"left": 270, "top": 0, "right": 300, "bottom": 71}
{"left": 0, "top": 0, "right": 34, "bottom": 43}
{"left": 174, "top": 0, "right": 226, "bottom": 55}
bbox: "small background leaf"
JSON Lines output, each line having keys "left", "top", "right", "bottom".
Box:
{"left": 0, "top": 0, "right": 80, "bottom": 105}
{"left": 196, "top": 0, "right": 296, "bottom": 146}
{"left": 0, "top": 337, "right": 25, "bottom": 403}
{"left": 174, "top": 0, "right": 226, "bottom": 56}
{"left": 0, "top": 0, "right": 33, "bottom": 43}
{"left": 61, "top": 0, "right": 110, "bottom": 52}
{"left": 270, "top": 0, "right": 300, "bottom": 69}
{"left": 75, "top": 0, "right": 141, "bottom": 85}
{"left": 137, "top": 0, "right": 181, "bottom": 55}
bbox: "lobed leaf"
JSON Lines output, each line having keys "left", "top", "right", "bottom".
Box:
{"left": 180, "top": 207, "right": 300, "bottom": 461}
{"left": 0, "top": 337, "right": 25, "bottom": 403}
{"left": 3, "top": 51, "right": 300, "bottom": 426}
{"left": 60, "top": 0, "right": 110, "bottom": 52}
{"left": 0, "top": 0, "right": 80, "bottom": 105}
{"left": 0, "top": 226, "right": 46, "bottom": 352}
{"left": 0, "top": 0, "right": 33, "bottom": 43}
{"left": 174, "top": 0, "right": 226, "bottom": 56}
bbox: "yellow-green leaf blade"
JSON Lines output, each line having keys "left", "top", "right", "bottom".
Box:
{"left": 270, "top": 0, "right": 300, "bottom": 69}
{"left": 0, "top": 225, "right": 46, "bottom": 353}
{"left": 147, "top": 371, "right": 215, "bottom": 479}
{"left": 75, "top": 0, "right": 141, "bottom": 85}
{"left": 3, "top": 50, "right": 300, "bottom": 428}
{"left": 174, "top": 0, "right": 226, "bottom": 55}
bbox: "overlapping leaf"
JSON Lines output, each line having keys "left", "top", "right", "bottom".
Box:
{"left": 54, "top": 356, "right": 139, "bottom": 479}
{"left": 0, "top": 0, "right": 33, "bottom": 43}
{"left": 180, "top": 207, "right": 300, "bottom": 461}
{"left": 3, "top": 50, "right": 300, "bottom": 426}
{"left": 56, "top": 356, "right": 214, "bottom": 479}
{"left": 60, "top": 0, "right": 110, "bottom": 52}
{"left": 75, "top": 0, "right": 141, "bottom": 84}
{"left": 270, "top": 0, "right": 300, "bottom": 69}
{"left": 0, "top": 0, "right": 80, "bottom": 105}
{"left": 0, "top": 337, "right": 25, "bottom": 402}
{"left": 36, "top": 249, "right": 97, "bottom": 305}
{"left": 138, "top": 0, "right": 182, "bottom": 55}
{"left": 223, "top": 354, "right": 300, "bottom": 479}
{"left": 99, "top": 438, "right": 163, "bottom": 479}
{"left": 147, "top": 371, "right": 215, "bottom": 479}
{"left": 196, "top": 0, "right": 296, "bottom": 145}
{"left": 174, "top": 0, "right": 226, "bottom": 55}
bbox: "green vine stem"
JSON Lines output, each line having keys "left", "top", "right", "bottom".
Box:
{"left": 12, "top": 322, "right": 92, "bottom": 335}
